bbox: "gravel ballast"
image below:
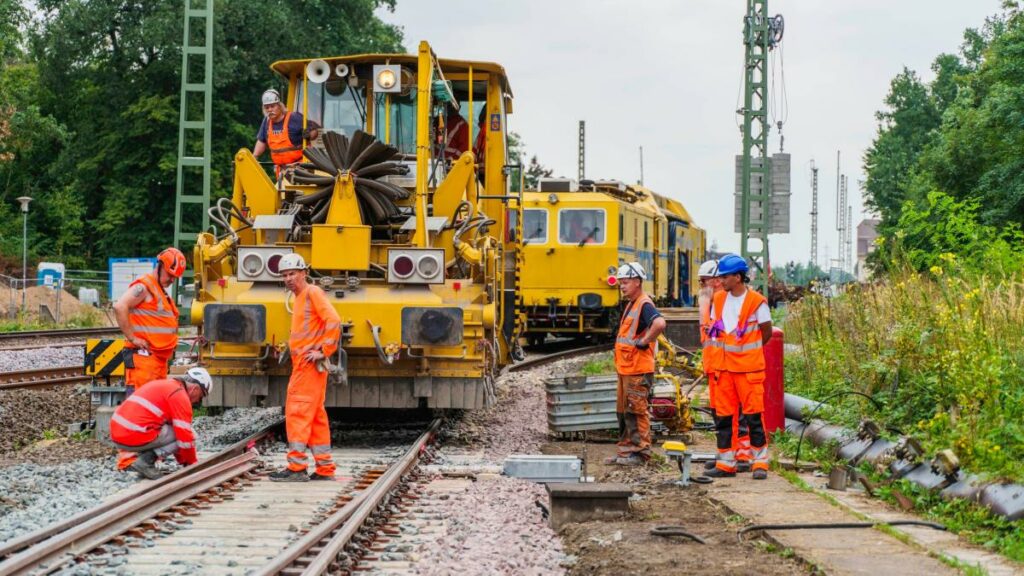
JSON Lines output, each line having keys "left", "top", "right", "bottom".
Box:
{"left": 0, "top": 346, "right": 84, "bottom": 372}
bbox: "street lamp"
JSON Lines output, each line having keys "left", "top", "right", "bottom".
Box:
{"left": 15, "top": 196, "right": 32, "bottom": 315}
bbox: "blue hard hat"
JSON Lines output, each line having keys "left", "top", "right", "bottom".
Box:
{"left": 715, "top": 253, "right": 749, "bottom": 276}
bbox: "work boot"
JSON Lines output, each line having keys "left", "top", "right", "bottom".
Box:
{"left": 703, "top": 460, "right": 717, "bottom": 471}
{"left": 269, "top": 468, "right": 309, "bottom": 482}
{"left": 704, "top": 467, "right": 737, "bottom": 478}
{"left": 129, "top": 451, "right": 163, "bottom": 481}
{"left": 613, "top": 455, "right": 645, "bottom": 467}
{"left": 737, "top": 461, "right": 752, "bottom": 473}
{"left": 752, "top": 469, "right": 768, "bottom": 480}
{"left": 309, "top": 472, "right": 335, "bottom": 481}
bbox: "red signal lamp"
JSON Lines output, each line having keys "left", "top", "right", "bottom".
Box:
{"left": 607, "top": 275, "right": 618, "bottom": 286}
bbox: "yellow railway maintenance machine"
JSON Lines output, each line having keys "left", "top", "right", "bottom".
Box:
{"left": 192, "top": 42, "right": 519, "bottom": 410}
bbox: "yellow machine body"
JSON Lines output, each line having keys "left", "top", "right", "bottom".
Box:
{"left": 519, "top": 181, "right": 705, "bottom": 342}
{"left": 192, "top": 42, "right": 518, "bottom": 409}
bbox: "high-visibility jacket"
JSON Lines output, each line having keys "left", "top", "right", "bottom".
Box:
{"left": 615, "top": 293, "right": 656, "bottom": 375}
{"left": 444, "top": 116, "right": 469, "bottom": 160}
{"left": 710, "top": 288, "right": 768, "bottom": 372}
{"left": 289, "top": 284, "right": 342, "bottom": 366}
{"left": 700, "top": 291, "right": 725, "bottom": 374}
{"left": 268, "top": 112, "right": 304, "bottom": 166}
{"left": 128, "top": 273, "right": 178, "bottom": 352}
{"left": 110, "top": 378, "right": 197, "bottom": 465}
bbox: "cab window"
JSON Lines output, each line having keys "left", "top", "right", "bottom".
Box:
{"left": 559, "top": 209, "right": 606, "bottom": 245}
{"left": 295, "top": 80, "right": 367, "bottom": 137}
{"left": 374, "top": 90, "right": 418, "bottom": 154}
{"left": 523, "top": 209, "right": 548, "bottom": 244}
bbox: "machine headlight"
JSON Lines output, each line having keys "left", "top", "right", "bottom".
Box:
{"left": 417, "top": 254, "right": 441, "bottom": 278}
{"left": 377, "top": 68, "right": 397, "bottom": 90}
{"left": 240, "top": 252, "right": 265, "bottom": 277}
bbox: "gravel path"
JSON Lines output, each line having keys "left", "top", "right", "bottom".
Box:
{"left": 0, "top": 385, "right": 91, "bottom": 455}
{"left": 0, "top": 346, "right": 83, "bottom": 372}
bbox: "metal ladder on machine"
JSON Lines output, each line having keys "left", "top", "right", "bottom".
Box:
{"left": 172, "top": 0, "right": 214, "bottom": 321}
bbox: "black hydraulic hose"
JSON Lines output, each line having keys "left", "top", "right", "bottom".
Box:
{"left": 650, "top": 526, "right": 707, "bottom": 544}
{"left": 793, "top": 390, "right": 882, "bottom": 469}
{"left": 737, "top": 520, "right": 946, "bottom": 543}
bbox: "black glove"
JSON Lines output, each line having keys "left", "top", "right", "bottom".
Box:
{"left": 636, "top": 341, "right": 649, "bottom": 351}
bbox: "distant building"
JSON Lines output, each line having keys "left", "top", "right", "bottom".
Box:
{"left": 856, "top": 218, "right": 880, "bottom": 281}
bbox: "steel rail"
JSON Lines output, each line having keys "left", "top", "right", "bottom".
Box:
{"left": 255, "top": 418, "right": 441, "bottom": 576}
{"left": 506, "top": 343, "right": 612, "bottom": 373}
{"left": 0, "top": 452, "right": 259, "bottom": 575}
{"left": 0, "top": 366, "right": 90, "bottom": 391}
{"left": 0, "top": 326, "right": 122, "bottom": 342}
{"left": 0, "top": 419, "right": 282, "bottom": 562}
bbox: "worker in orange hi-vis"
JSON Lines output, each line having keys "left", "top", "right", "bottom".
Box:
{"left": 112, "top": 247, "right": 185, "bottom": 471}
{"left": 704, "top": 253, "right": 773, "bottom": 480}
{"left": 269, "top": 253, "right": 342, "bottom": 482}
{"left": 698, "top": 259, "right": 752, "bottom": 473}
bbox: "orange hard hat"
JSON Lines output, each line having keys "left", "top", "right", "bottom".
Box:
{"left": 158, "top": 247, "right": 187, "bottom": 278}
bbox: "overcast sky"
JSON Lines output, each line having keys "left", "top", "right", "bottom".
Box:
{"left": 378, "top": 1, "right": 1002, "bottom": 269}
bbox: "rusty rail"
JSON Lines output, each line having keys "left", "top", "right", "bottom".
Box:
{"left": 0, "top": 366, "right": 90, "bottom": 391}
{"left": 0, "top": 326, "right": 121, "bottom": 342}
{"left": 254, "top": 418, "right": 441, "bottom": 576}
{"left": 506, "top": 343, "right": 612, "bottom": 373}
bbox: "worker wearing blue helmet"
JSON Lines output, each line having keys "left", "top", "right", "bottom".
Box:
{"left": 704, "top": 254, "right": 773, "bottom": 480}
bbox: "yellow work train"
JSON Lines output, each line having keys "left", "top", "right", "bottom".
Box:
{"left": 519, "top": 179, "right": 704, "bottom": 344}
{"left": 191, "top": 41, "right": 519, "bottom": 409}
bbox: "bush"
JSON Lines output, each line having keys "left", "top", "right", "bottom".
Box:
{"left": 785, "top": 265, "right": 1024, "bottom": 482}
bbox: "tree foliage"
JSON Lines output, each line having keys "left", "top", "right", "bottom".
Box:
{"left": 864, "top": 6, "right": 1024, "bottom": 273}
{"left": 1, "top": 0, "right": 402, "bottom": 271}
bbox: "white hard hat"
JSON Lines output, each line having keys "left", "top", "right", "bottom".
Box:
{"left": 277, "top": 253, "right": 307, "bottom": 272}
{"left": 615, "top": 261, "right": 647, "bottom": 280}
{"left": 183, "top": 367, "right": 213, "bottom": 396}
{"left": 262, "top": 89, "right": 282, "bottom": 106}
{"left": 698, "top": 260, "right": 719, "bottom": 278}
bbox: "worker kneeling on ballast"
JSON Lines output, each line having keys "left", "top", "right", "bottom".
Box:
{"left": 704, "top": 254, "right": 773, "bottom": 480}
{"left": 109, "top": 367, "right": 212, "bottom": 480}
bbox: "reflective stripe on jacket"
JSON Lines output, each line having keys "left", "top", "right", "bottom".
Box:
{"left": 709, "top": 288, "right": 768, "bottom": 372}
{"left": 128, "top": 273, "right": 179, "bottom": 351}
{"left": 109, "top": 378, "right": 197, "bottom": 465}
{"left": 289, "top": 285, "right": 342, "bottom": 365}
{"left": 614, "top": 293, "right": 656, "bottom": 375}
{"left": 268, "top": 112, "right": 304, "bottom": 166}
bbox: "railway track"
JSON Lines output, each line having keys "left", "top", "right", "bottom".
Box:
{"left": 0, "top": 365, "right": 90, "bottom": 391}
{"left": 507, "top": 342, "right": 611, "bottom": 373}
{"left": 0, "top": 326, "right": 123, "bottom": 352}
{"left": 0, "top": 418, "right": 440, "bottom": 575}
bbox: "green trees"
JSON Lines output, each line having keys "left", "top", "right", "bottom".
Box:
{"left": 1, "top": 0, "right": 402, "bottom": 270}
{"left": 864, "top": 6, "right": 1024, "bottom": 272}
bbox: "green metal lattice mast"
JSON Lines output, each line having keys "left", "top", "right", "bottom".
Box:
{"left": 738, "top": 0, "right": 782, "bottom": 294}
{"left": 173, "top": 0, "right": 213, "bottom": 292}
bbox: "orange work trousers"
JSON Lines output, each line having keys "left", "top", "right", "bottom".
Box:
{"left": 712, "top": 371, "right": 769, "bottom": 472}
{"left": 615, "top": 373, "right": 652, "bottom": 460}
{"left": 707, "top": 371, "right": 752, "bottom": 462}
{"left": 117, "top": 347, "right": 173, "bottom": 471}
{"left": 285, "top": 360, "right": 336, "bottom": 476}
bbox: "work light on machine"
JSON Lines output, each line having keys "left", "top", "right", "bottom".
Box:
{"left": 240, "top": 252, "right": 265, "bottom": 277}
{"left": 374, "top": 64, "right": 401, "bottom": 93}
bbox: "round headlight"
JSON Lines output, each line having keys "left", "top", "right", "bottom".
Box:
{"left": 266, "top": 253, "right": 285, "bottom": 276}
{"left": 241, "top": 253, "right": 265, "bottom": 277}
{"left": 377, "top": 69, "right": 397, "bottom": 90}
{"left": 393, "top": 255, "right": 415, "bottom": 279}
{"left": 417, "top": 254, "right": 440, "bottom": 278}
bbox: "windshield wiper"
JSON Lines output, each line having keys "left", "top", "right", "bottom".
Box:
{"left": 522, "top": 226, "right": 544, "bottom": 245}
{"left": 578, "top": 226, "right": 600, "bottom": 246}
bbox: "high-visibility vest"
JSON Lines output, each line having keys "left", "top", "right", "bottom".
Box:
{"left": 614, "top": 293, "right": 657, "bottom": 375}
{"left": 710, "top": 288, "right": 768, "bottom": 372}
{"left": 700, "top": 292, "right": 725, "bottom": 374}
{"left": 268, "top": 112, "right": 303, "bottom": 166}
{"left": 128, "top": 273, "right": 178, "bottom": 351}
{"left": 289, "top": 284, "right": 342, "bottom": 364}
{"left": 109, "top": 378, "right": 197, "bottom": 465}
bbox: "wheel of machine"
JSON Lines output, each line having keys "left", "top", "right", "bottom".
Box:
{"left": 527, "top": 334, "right": 545, "bottom": 348}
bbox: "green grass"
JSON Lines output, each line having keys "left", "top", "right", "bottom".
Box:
{"left": 580, "top": 353, "right": 615, "bottom": 376}
{"left": 0, "top": 308, "right": 107, "bottom": 332}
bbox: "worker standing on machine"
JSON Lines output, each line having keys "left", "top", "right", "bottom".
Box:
{"left": 705, "top": 254, "right": 773, "bottom": 479}
{"left": 609, "top": 261, "right": 666, "bottom": 466}
{"left": 269, "top": 254, "right": 341, "bottom": 482}
{"left": 442, "top": 102, "right": 469, "bottom": 161}
{"left": 112, "top": 247, "right": 186, "bottom": 472}
{"left": 109, "top": 368, "right": 212, "bottom": 479}
{"left": 699, "top": 259, "right": 752, "bottom": 473}
{"left": 252, "top": 89, "right": 319, "bottom": 178}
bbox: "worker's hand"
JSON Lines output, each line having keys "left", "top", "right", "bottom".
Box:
{"left": 302, "top": 128, "right": 313, "bottom": 140}
{"left": 129, "top": 336, "right": 150, "bottom": 351}
{"left": 304, "top": 350, "right": 325, "bottom": 363}
{"left": 635, "top": 340, "right": 649, "bottom": 351}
